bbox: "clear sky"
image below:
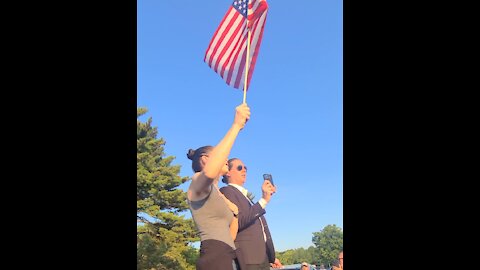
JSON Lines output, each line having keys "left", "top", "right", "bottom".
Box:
{"left": 137, "top": 0, "right": 343, "bottom": 251}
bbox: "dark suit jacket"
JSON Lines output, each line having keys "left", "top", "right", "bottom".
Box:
{"left": 220, "top": 185, "right": 276, "bottom": 265}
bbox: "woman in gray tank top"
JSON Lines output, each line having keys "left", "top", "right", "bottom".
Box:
{"left": 186, "top": 103, "right": 250, "bottom": 270}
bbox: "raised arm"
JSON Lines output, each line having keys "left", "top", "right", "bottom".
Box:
{"left": 188, "top": 104, "right": 250, "bottom": 199}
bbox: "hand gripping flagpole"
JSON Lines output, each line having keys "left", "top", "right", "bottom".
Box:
{"left": 243, "top": 1, "right": 251, "bottom": 104}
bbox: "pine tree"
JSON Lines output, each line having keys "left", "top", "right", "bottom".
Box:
{"left": 137, "top": 108, "right": 199, "bottom": 270}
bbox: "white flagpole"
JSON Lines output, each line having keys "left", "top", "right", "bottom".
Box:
{"left": 243, "top": 1, "right": 251, "bottom": 104}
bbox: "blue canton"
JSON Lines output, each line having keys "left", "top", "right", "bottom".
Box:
{"left": 232, "top": 0, "right": 248, "bottom": 17}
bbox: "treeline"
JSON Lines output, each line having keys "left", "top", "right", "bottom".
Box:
{"left": 137, "top": 109, "right": 342, "bottom": 270}
{"left": 276, "top": 225, "right": 343, "bottom": 267}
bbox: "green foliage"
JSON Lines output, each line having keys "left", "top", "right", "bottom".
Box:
{"left": 312, "top": 224, "right": 343, "bottom": 266}
{"left": 276, "top": 224, "right": 343, "bottom": 267}
{"left": 276, "top": 246, "right": 317, "bottom": 265}
{"left": 276, "top": 247, "right": 315, "bottom": 265}
{"left": 137, "top": 108, "right": 199, "bottom": 270}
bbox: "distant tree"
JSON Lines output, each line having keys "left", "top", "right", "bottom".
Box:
{"left": 276, "top": 246, "right": 318, "bottom": 266}
{"left": 276, "top": 249, "right": 295, "bottom": 265}
{"left": 312, "top": 224, "right": 343, "bottom": 266}
{"left": 137, "top": 108, "right": 199, "bottom": 270}
{"left": 306, "top": 246, "right": 318, "bottom": 265}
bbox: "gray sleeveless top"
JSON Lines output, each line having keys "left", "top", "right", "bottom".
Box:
{"left": 188, "top": 185, "right": 235, "bottom": 249}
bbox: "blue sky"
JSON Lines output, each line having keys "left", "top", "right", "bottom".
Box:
{"left": 137, "top": 0, "right": 342, "bottom": 251}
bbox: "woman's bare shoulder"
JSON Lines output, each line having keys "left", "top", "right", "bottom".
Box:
{"left": 188, "top": 172, "right": 212, "bottom": 201}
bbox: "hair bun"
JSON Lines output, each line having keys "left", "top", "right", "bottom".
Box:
{"left": 187, "top": 149, "right": 196, "bottom": 160}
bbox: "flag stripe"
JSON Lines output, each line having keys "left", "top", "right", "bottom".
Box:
{"left": 209, "top": 11, "right": 241, "bottom": 67}
{"left": 204, "top": 0, "right": 268, "bottom": 90}
{"left": 233, "top": 41, "right": 248, "bottom": 88}
{"left": 219, "top": 25, "right": 248, "bottom": 78}
{"left": 227, "top": 26, "right": 248, "bottom": 87}
{"left": 234, "top": 10, "right": 265, "bottom": 89}
{"left": 205, "top": 7, "right": 236, "bottom": 64}
{"left": 246, "top": 11, "right": 267, "bottom": 87}
{"left": 213, "top": 14, "right": 244, "bottom": 72}
{"left": 204, "top": 7, "right": 234, "bottom": 62}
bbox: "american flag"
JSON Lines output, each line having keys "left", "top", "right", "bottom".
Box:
{"left": 204, "top": 0, "right": 268, "bottom": 90}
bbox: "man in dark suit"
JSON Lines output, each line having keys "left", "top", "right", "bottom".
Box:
{"left": 220, "top": 158, "right": 283, "bottom": 270}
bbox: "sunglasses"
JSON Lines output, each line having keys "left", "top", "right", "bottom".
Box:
{"left": 235, "top": 165, "right": 247, "bottom": 171}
